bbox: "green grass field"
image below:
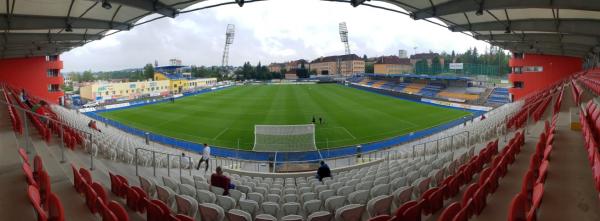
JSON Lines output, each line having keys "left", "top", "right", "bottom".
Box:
{"left": 99, "top": 84, "right": 470, "bottom": 150}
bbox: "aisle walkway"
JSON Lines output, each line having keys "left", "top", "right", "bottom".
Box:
{"left": 537, "top": 86, "right": 600, "bottom": 221}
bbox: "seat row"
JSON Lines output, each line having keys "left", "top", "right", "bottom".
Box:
{"left": 2, "top": 86, "right": 23, "bottom": 134}
{"left": 578, "top": 98, "right": 600, "bottom": 199}
{"left": 19, "top": 148, "right": 65, "bottom": 221}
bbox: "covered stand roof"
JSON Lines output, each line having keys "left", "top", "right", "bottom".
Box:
{"left": 0, "top": 0, "right": 210, "bottom": 59}
{"left": 376, "top": 0, "right": 600, "bottom": 60}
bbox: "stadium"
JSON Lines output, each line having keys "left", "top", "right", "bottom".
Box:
{"left": 0, "top": 1, "right": 599, "bottom": 221}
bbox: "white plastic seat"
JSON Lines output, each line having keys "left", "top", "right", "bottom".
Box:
{"left": 324, "top": 196, "right": 345, "bottom": 213}
{"left": 348, "top": 190, "right": 369, "bottom": 205}
{"left": 314, "top": 185, "right": 327, "bottom": 194}
{"left": 336, "top": 186, "right": 353, "bottom": 198}
{"left": 247, "top": 192, "right": 264, "bottom": 204}
{"left": 281, "top": 214, "right": 303, "bottom": 221}
{"left": 283, "top": 194, "right": 299, "bottom": 203}
{"left": 227, "top": 209, "right": 252, "bottom": 221}
{"left": 373, "top": 177, "right": 389, "bottom": 186}
{"left": 199, "top": 203, "right": 225, "bottom": 221}
{"left": 255, "top": 214, "right": 277, "bottom": 221}
{"left": 196, "top": 189, "right": 216, "bottom": 204}
{"left": 261, "top": 202, "right": 280, "bottom": 218}
{"left": 390, "top": 176, "right": 407, "bottom": 190}
{"left": 181, "top": 176, "right": 195, "bottom": 187}
{"left": 301, "top": 192, "right": 317, "bottom": 203}
{"left": 179, "top": 183, "right": 196, "bottom": 198}
{"left": 211, "top": 186, "right": 225, "bottom": 196}
{"left": 156, "top": 184, "right": 176, "bottom": 209}
{"left": 307, "top": 211, "right": 332, "bottom": 221}
{"left": 318, "top": 190, "right": 335, "bottom": 202}
{"left": 356, "top": 181, "right": 372, "bottom": 191}
{"left": 196, "top": 182, "right": 211, "bottom": 191}
{"left": 392, "top": 185, "right": 413, "bottom": 207}
{"left": 370, "top": 184, "right": 390, "bottom": 198}
{"left": 366, "top": 195, "right": 392, "bottom": 217}
{"left": 334, "top": 204, "right": 365, "bottom": 221}
{"left": 284, "top": 188, "right": 296, "bottom": 195}
{"left": 175, "top": 194, "right": 198, "bottom": 218}
{"left": 303, "top": 199, "right": 322, "bottom": 216}
{"left": 217, "top": 195, "right": 237, "bottom": 212}
{"left": 163, "top": 176, "right": 180, "bottom": 193}
{"left": 139, "top": 176, "right": 157, "bottom": 197}
{"left": 237, "top": 185, "right": 251, "bottom": 194}
{"left": 239, "top": 199, "right": 259, "bottom": 217}
{"left": 266, "top": 194, "right": 280, "bottom": 203}
{"left": 230, "top": 189, "right": 244, "bottom": 202}
{"left": 282, "top": 202, "right": 301, "bottom": 216}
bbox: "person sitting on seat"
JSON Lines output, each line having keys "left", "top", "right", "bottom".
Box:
{"left": 88, "top": 120, "right": 101, "bottom": 132}
{"left": 210, "top": 166, "right": 234, "bottom": 195}
{"left": 31, "top": 100, "right": 50, "bottom": 124}
{"left": 316, "top": 161, "right": 331, "bottom": 182}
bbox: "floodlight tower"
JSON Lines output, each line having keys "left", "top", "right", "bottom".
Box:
{"left": 339, "top": 22, "right": 351, "bottom": 76}
{"left": 221, "top": 24, "right": 235, "bottom": 68}
{"left": 339, "top": 22, "right": 351, "bottom": 55}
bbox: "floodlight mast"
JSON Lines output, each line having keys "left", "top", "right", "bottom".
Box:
{"left": 339, "top": 22, "right": 351, "bottom": 76}
{"left": 221, "top": 24, "right": 235, "bottom": 68}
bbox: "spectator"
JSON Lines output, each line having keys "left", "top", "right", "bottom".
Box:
{"left": 19, "top": 89, "right": 32, "bottom": 107}
{"left": 316, "top": 161, "right": 331, "bottom": 182}
{"left": 196, "top": 143, "right": 211, "bottom": 172}
{"left": 88, "top": 120, "right": 101, "bottom": 132}
{"left": 210, "top": 166, "right": 234, "bottom": 195}
{"left": 31, "top": 100, "right": 50, "bottom": 124}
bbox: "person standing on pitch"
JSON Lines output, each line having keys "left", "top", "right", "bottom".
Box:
{"left": 312, "top": 116, "right": 316, "bottom": 124}
{"left": 319, "top": 117, "right": 322, "bottom": 124}
{"left": 196, "top": 143, "right": 211, "bottom": 172}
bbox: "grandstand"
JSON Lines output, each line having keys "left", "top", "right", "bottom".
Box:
{"left": 1, "top": 1, "right": 600, "bottom": 221}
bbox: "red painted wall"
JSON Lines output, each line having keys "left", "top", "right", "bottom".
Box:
{"left": 0, "top": 56, "right": 64, "bottom": 104}
{"left": 508, "top": 53, "right": 582, "bottom": 100}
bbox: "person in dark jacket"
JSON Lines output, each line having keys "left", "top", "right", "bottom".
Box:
{"left": 210, "top": 166, "right": 234, "bottom": 195}
{"left": 316, "top": 161, "right": 331, "bottom": 181}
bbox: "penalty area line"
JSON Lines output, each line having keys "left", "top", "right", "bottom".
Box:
{"left": 213, "top": 128, "right": 229, "bottom": 140}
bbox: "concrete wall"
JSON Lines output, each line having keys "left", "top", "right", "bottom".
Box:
{"left": 0, "top": 56, "right": 64, "bottom": 103}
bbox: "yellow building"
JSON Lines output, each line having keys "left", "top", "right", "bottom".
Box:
{"left": 374, "top": 56, "right": 413, "bottom": 74}
{"left": 310, "top": 54, "right": 365, "bottom": 76}
{"left": 154, "top": 72, "right": 217, "bottom": 94}
{"left": 80, "top": 80, "right": 170, "bottom": 101}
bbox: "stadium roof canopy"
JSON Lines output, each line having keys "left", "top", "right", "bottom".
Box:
{"left": 375, "top": 0, "right": 600, "bottom": 60}
{"left": 0, "top": 0, "right": 212, "bottom": 59}
{"left": 2, "top": 0, "right": 600, "bottom": 62}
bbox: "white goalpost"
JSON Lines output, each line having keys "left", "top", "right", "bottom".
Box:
{"left": 253, "top": 124, "right": 317, "bottom": 152}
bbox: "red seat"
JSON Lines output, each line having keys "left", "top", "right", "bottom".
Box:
{"left": 436, "top": 202, "right": 460, "bottom": 221}
{"left": 421, "top": 188, "right": 437, "bottom": 215}
{"left": 79, "top": 167, "right": 92, "bottom": 184}
{"left": 92, "top": 182, "right": 108, "bottom": 204}
{"left": 28, "top": 185, "right": 48, "bottom": 221}
{"left": 39, "top": 170, "right": 51, "bottom": 210}
{"left": 461, "top": 183, "right": 478, "bottom": 218}
{"left": 115, "top": 175, "right": 129, "bottom": 197}
{"left": 147, "top": 200, "right": 170, "bottom": 221}
{"left": 508, "top": 192, "right": 529, "bottom": 221}
{"left": 126, "top": 187, "right": 140, "bottom": 211}
{"left": 536, "top": 160, "right": 549, "bottom": 184}
{"left": 427, "top": 187, "right": 444, "bottom": 214}
{"left": 19, "top": 148, "right": 29, "bottom": 164}
{"left": 132, "top": 186, "right": 149, "bottom": 212}
{"left": 109, "top": 172, "right": 120, "bottom": 195}
{"left": 23, "top": 163, "right": 38, "bottom": 187}
{"left": 402, "top": 199, "right": 424, "bottom": 221}
{"left": 108, "top": 201, "right": 129, "bottom": 221}
{"left": 33, "top": 155, "right": 44, "bottom": 182}
{"left": 71, "top": 164, "right": 84, "bottom": 193}
{"left": 531, "top": 182, "right": 544, "bottom": 211}
{"left": 521, "top": 170, "right": 535, "bottom": 202}
{"left": 472, "top": 184, "right": 488, "bottom": 215}
{"left": 452, "top": 207, "right": 468, "bottom": 221}
{"left": 47, "top": 192, "right": 65, "bottom": 221}
{"left": 368, "top": 215, "right": 392, "bottom": 221}
{"left": 97, "top": 197, "right": 117, "bottom": 221}
{"left": 84, "top": 183, "right": 98, "bottom": 213}
{"left": 393, "top": 200, "right": 417, "bottom": 220}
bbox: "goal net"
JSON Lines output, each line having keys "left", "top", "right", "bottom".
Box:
{"left": 253, "top": 124, "right": 317, "bottom": 152}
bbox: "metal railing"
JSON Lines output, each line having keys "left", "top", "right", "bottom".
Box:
{"left": 0, "top": 94, "right": 95, "bottom": 169}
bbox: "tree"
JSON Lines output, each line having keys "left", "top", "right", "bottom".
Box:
{"left": 415, "top": 59, "right": 428, "bottom": 75}
{"left": 143, "top": 63, "right": 155, "bottom": 80}
{"left": 365, "top": 63, "right": 374, "bottom": 73}
{"left": 296, "top": 63, "right": 309, "bottom": 78}
{"left": 81, "top": 70, "right": 94, "bottom": 82}
{"left": 431, "top": 57, "right": 442, "bottom": 74}
{"left": 363, "top": 54, "right": 368, "bottom": 61}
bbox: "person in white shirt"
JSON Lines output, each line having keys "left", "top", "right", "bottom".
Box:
{"left": 196, "top": 143, "right": 211, "bottom": 172}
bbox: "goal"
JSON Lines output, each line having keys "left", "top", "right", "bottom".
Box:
{"left": 253, "top": 124, "right": 317, "bottom": 152}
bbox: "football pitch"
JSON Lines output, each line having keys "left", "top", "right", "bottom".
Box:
{"left": 98, "top": 84, "right": 471, "bottom": 150}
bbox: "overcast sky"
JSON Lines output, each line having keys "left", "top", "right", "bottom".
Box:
{"left": 61, "top": 0, "right": 491, "bottom": 72}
